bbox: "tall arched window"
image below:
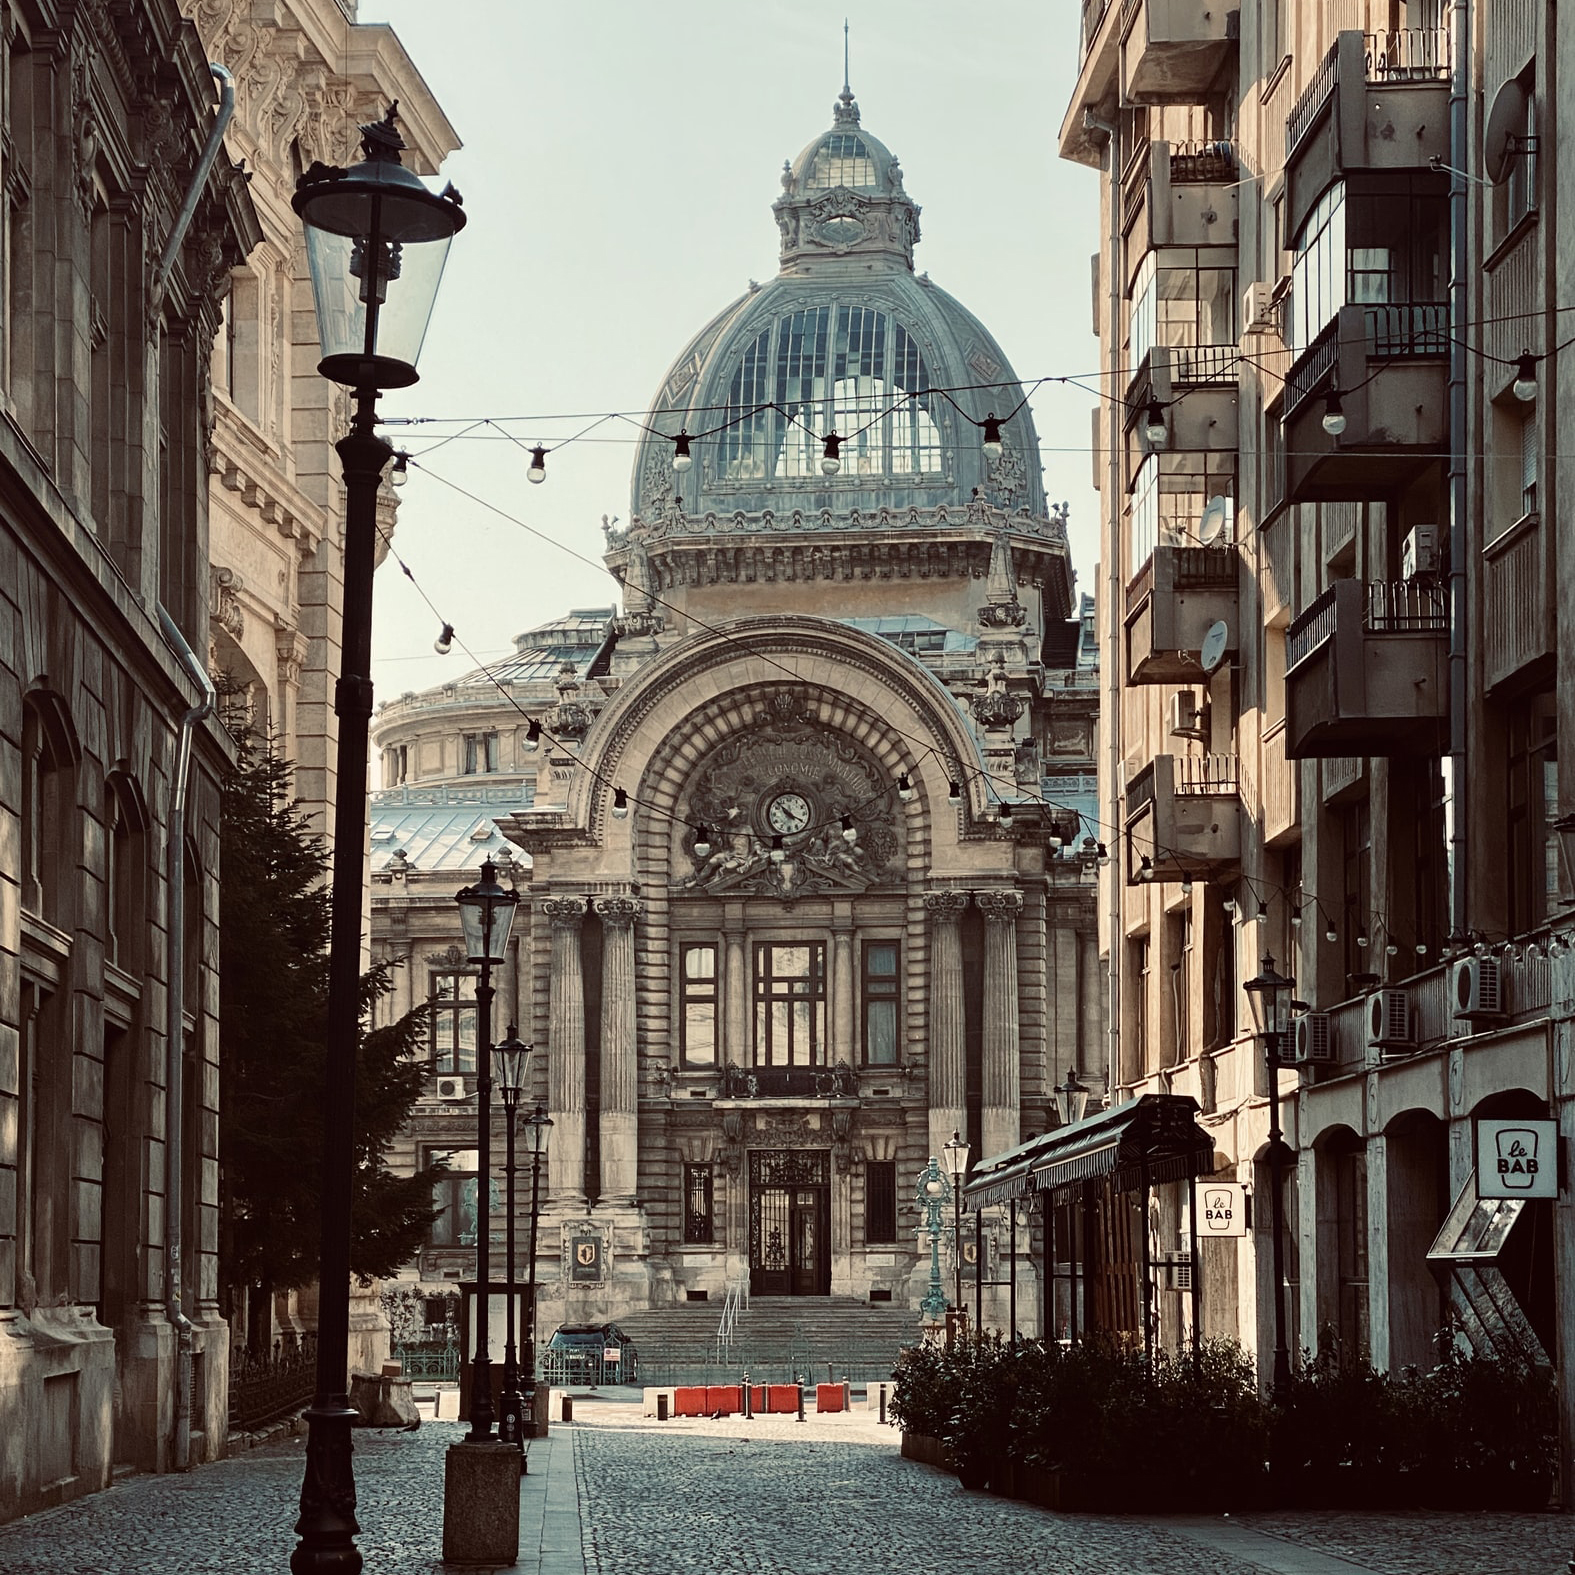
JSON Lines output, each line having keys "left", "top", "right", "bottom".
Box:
{"left": 21, "top": 695, "right": 77, "bottom": 926}
{"left": 104, "top": 772, "right": 148, "bottom": 972}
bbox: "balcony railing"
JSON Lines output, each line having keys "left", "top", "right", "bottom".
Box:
{"left": 1169, "top": 140, "right": 1236, "bottom": 183}
{"left": 1169, "top": 342, "right": 1238, "bottom": 385}
{"left": 1287, "top": 39, "right": 1340, "bottom": 154}
{"left": 1082, "top": 0, "right": 1112, "bottom": 57}
{"left": 1365, "top": 27, "right": 1451, "bottom": 83}
{"left": 1174, "top": 754, "right": 1238, "bottom": 797}
{"left": 1286, "top": 583, "right": 1339, "bottom": 670}
{"left": 1286, "top": 305, "right": 1449, "bottom": 414}
{"left": 1287, "top": 580, "right": 1448, "bottom": 671}
{"left": 1127, "top": 760, "right": 1158, "bottom": 817}
{"left": 1285, "top": 319, "right": 1340, "bottom": 413}
{"left": 720, "top": 1064, "right": 859, "bottom": 1099}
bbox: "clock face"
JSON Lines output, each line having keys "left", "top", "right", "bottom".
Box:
{"left": 766, "top": 792, "right": 812, "bottom": 835}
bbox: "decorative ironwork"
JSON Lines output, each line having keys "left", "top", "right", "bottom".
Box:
{"left": 392, "top": 1338, "right": 461, "bottom": 1381}
{"left": 719, "top": 1063, "right": 857, "bottom": 1099}
{"left": 229, "top": 1334, "right": 318, "bottom": 1433}
{"left": 750, "top": 1149, "right": 830, "bottom": 1188}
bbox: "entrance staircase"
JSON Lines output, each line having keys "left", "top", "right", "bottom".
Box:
{"left": 616, "top": 1295, "right": 922, "bottom": 1387}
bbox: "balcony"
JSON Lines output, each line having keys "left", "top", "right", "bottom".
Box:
{"left": 1281, "top": 304, "right": 1449, "bottom": 503}
{"left": 1121, "top": 0, "right": 1239, "bottom": 105}
{"left": 1060, "top": 0, "right": 1123, "bottom": 167}
{"left": 1123, "top": 140, "right": 1240, "bottom": 256}
{"left": 1125, "top": 543, "right": 1238, "bottom": 684}
{"left": 1284, "top": 579, "right": 1448, "bottom": 759}
{"left": 1285, "top": 29, "right": 1451, "bottom": 239}
{"left": 1124, "top": 753, "right": 1240, "bottom": 883}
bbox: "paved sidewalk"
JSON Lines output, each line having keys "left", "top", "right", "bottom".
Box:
{"left": 0, "top": 1396, "right": 1566, "bottom": 1573}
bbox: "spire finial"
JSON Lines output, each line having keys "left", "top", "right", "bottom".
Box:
{"left": 843, "top": 18, "right": 850, "bottom": 96}
{"left": 834, "top": 21, "right": 859, "bottom": 126}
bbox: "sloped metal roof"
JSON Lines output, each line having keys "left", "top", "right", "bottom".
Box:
{"left": 370, "top": 787, "right": 536, "bottom": 875}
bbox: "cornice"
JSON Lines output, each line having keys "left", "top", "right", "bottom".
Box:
{"left": 211, "top": 417, "right": 325, "bottom": 557}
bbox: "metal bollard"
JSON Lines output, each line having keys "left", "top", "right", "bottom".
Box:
{"left": 656, "top": 1393, "right": 668, "bottom": 1422}
{"left": 796, "top": 1383, "right": 805, "bottom": 1423}
{"left": 878, "top": 1383, "right": 887, "bottom": 1425}
{"left": 561, "top": 1395, "right": 573, "bottom": 1424}
{"left": 742, "top": 1375, "right": 752, "bottom": 1419}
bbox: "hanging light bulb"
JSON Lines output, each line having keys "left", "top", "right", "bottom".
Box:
{"left": 692, "top": 825, "right": 712, "bottom": 860}
{"left": 1181, "top": 876, "right": 1193, "bottom": 897}
{"left": 1096, "top": 842, "right": 1110, "bottom": 867}
{"left": 840, "top": 815, "right": 858, "bottom": 844}
{"left": 1137, "top": 854, "right": 1154, "bottom": 881}
{"left": 1321, "top": 388, "right": 1346, "bottom": 437}
{"left": 1256, "top": 908, "right": 1270, "bottom": 926}
{"left": 1143, "top": 401, "right": 1168, "bottom": 447}
{"left": 821, "top": 432, "right": 843, "bottom": 475}
{"left": 998, "top": 801, "right": 1013, "bottom": 827}
{"left": 1325, "top": 924, "right": 1338, "bottom": 944}
{"left": 523, "top": 718, "right": 542, "bottom": 753}
{"left": 1386, "top": 942, "right": 1399, "bottom": 957}
{"left": 897, "top": 772, "right": 914, "bottom": 803}
{"left": 948, "top": 779, "right": 962, "bottom": 805}
{"left": 1415, "top": 942, "right": 1429, "bottom": 956}
{"left": 1290, "top": 906, "right": 1303, "bottom": 929}
{"left": 611, "top": 787, "right": 629, "bottom": 819}
{"left": 770, "top": 834, "right": 786, "bottom": 864}
{"left": 1356, "top": 930, "right": 1370, "bottom": 949}
{"left": 981, "top": 413, "right": 1004, "bottom": 460}
{"left": 391, "top": 452, "right": 410, "bottom": 487}
{"left": 1223, "top": 897, "right": 1238, "bottom": 919}
{"left": 433, "top": 622, "right": 454, "bottom": 656}
{"left": 1513, "top": 350, "right": 1539, "bottom": 403}
{"left": 672, "top": 430, "right": 693, "bottom": 471}
{"left": 527, "top": 446, "right": 548, "bottom": 484}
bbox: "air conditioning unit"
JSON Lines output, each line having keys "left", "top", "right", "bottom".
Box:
{"left": 1169, "top": 690, "right": 1205, "bottom": 740}
{"left": 435, "top": 1076, "right": 469, "bottom": 1101}
{"left": 1452, "top": 956, "right": 1504, "bottom": 1022}
{"left": 1293, "top": 1011, "right": 1333, "bottom": 1064}
{"left": 1402, "top": 524, "right": 1440, "bottom": 581}
{"left": 1242, "top": 281, "right": 1278, "bottom": 335}
{"left": 1366, "top": 988, "right": 1411, "bottom": 1055}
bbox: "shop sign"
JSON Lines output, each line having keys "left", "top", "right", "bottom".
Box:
{"left": 1477, "top": 1119, "right": 1559, "bottom": 1200}
{"left": 1198, "top": 1182, "right": 1248, "bottom": 1237}
{"left": 570, "top": 1232, "right": 604, "bottom": 1283}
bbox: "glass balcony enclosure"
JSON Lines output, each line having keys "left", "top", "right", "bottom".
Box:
{"left": 1130, "top": 248, "right": 1237, "bottom": 386}
{"left": 1129, "top": 453, "right": 1234, "bottom": 578}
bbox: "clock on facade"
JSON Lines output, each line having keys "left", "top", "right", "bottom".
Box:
{"left": 765, "top": 791, "right": 812, "bottom": 835}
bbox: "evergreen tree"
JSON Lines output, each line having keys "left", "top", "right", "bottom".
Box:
{"left": 219, "top": 724, "right": 440, "bottom": 1330}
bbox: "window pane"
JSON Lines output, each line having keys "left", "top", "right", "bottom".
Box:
{"left": 867, "top": 999, "right": 898, "bottom": 1064}
{"left": 684, "top": 1003, "right": 716, "bottom": 1066}
{"left": 685, "top": 946, "right": 716, "bottom": 981}
{"left": 867, "top": 943, "right": 897, "bottom": 977}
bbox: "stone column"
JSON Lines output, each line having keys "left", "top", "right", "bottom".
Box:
{"left": 542, "top": 896, "right": 587, "bottom": 1203}
{"left": 595, "top": 896, "right": 640, "bottom": 1203}
{"left": 925, "top": 891, "right": 969, "bottom": 1160}
{"left": 724, "top": 900, "right": 748, "bottom": 1069}
{"left": 832, "top": 909, "right": 855, "bottom": 1067}
{"left": 977, "top": 890, "right": 1024, "bottom": 1160}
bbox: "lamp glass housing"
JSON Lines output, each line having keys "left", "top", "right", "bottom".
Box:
{"left": 1244, "top": 954, "right": 1294, "bottom": 1038}
{"left": 526, "top": 1106, "right": 554, "bottom": 1156}
{"left": 293, "top": 115, "right": 464, "bottom": 390}
{"left": 455, "top": 858, "right": 519, "bottom": 964}
{"left": 941, "top": 1129, "right": 970, "bottom": 1181}
{"left": 492, "top": 1033, "right": 533, "bottom": 1102}
{"left": 1054, "top": 1071, "right": 1090, "bottom": 1126}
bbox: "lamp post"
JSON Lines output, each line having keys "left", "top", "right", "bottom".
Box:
{"left": 522, "top": 1105, "right": 553, "bottom": 1417}
{"left": 915, "top": 1158, "right": 949, "bottom": 1325}
{"left": 1245, "top": 953, "right": 1295, "bottom": 1403}
{"left": 290, "top": 106, "right": 464, "bottom": 1575}
{"left": 492, "top": 1028, "right": 534, "bottom": 1453}
{"left": 1054, "top": 1067, "right": 1091, "bottom": 1126}
{"left": 941, "top": 1129, "right": 970, "bottom": 1319}
{"left": 455, "top": 859, "right": 520, "bottom": 1441}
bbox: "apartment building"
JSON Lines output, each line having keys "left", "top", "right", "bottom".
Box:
{"left": 1059, "top": 0, "right": 1573, "bottom": 1444}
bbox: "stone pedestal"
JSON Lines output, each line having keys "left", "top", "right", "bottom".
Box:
{"left": 442, "top": 1439, "right": 520, "bottom": 1565}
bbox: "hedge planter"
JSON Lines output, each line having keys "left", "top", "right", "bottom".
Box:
{"left": 900, "top": 1432, "right": 954, "bottom": 1471}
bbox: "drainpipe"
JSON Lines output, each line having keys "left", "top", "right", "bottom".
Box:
{"left": 158, "top": 606, "right": 215, "bottom": 1472}
{"left": 1446, "top": 0, "right": 1469, "bottom": 939}
{"left": 1086, "top": 107, "right": 1123, "bottom": 1101}
{"left": 150, "top": 65, "right": 236, "bottom": 311}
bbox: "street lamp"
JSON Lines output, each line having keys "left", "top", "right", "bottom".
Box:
{"left": 1054, "top": 1067, "right": 1091, "bottom": 1127}
{"left": 522, "top": 1105, "right": 553, "bottom": 1418}
{"left": 455, "top": 858, "right": 520, "bottom": 1441}
{"left": 492, "top": 1028, "right": 534, "bottom": 1454}
{"left": 941, "top": 1130, "right": 970, "bottom": 1320}
{"left": 915, "top": 1158, "right": 949, "bottom": 1325}
{"left": 290, "top": 104, "right": 464, "bottom": 1575}
{"left": 1245, "top": 953, "right": 1295, "bottom": 1403}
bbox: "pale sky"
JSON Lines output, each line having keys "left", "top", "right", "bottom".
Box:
{"left": 359, "top": 0, "right": 1099, "bottom": 702}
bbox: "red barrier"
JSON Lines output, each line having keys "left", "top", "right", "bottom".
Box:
{"left": 815, "top": 1383, "right": 845, "bottom": 1413}
{"left": 674, "top": 1386, "right": 708, "bottom": 1417}
{"left": 766, "top": 1384, "right": 799, "bottom": 1414}
{"left": 706, "top": 1385, "right": 742, "bottom": 1415}
{"left": 750, "top": 1385, "right": 768, "bottom": 1414}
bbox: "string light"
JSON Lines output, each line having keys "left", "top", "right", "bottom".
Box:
{"left": 770, "top": 834, "right": 786, "bottom": 864}
{"left": 980, "top": 413, "right": 1004, "bottom": 459}
{"left": 693, "top": 824, "right": 713, "bottom": 859}
{"left": 1143, "top": 401, "right": 1167, "bottom": 447}
{"left": 1096, "top": 843, "right": 1110, "bottom": 867}
{"left": 433, "top": 622, "right": 454, "bottom": 656}
{"left": 1223, "top": 897, "right": 1238, "bottom": 919}
{"left": 1181, "top": 875, "right": 1193, "bottom": 897}
{"left": 391, "top": 452, "right": 410, "bottom": 487}
{"left": 672, "top": 431, "right": 694, "bottom": 471}
{"left": 998, "top": 801, "right": 1013, "bottom": 827}
{"left": 1325, "top": 924, "right": 1338, "bottom": 943}
{"left": 1513, "top": 351, "right": 1538, "bottom": 403}
{"left": 1356, "top": 930, "right": 1370, "bottom": 949}
{"left": 1137, "top": 854, "right": 1155, "bottom": 881}
{"left": 523, "top": 718, "right": 542, "bottom": 753}
{"left": 840, "top": 814, "right": 858, "bottom": 844}
{"left": 1321, "top": 387, "right": 1347, "bottom": 436}
{"left": 896, "top": 772, "right": 914, "bottom": 803}
{"left": 527, "top": 446, "right": 547, "bottom": 484}
{"left": 948, "top": 778, "right": 962, "bottom": 804}
{"left": 821, "top": 432, "right": 843, "bottom": 475}
{"left": 611, "top": 787, "right": 629, "bottom": 819}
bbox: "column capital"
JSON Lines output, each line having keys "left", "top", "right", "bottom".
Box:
{"left": 593, "top": 895, "right": 642, "bottom": 929}
{"left": 924, "top": 890, "right": 970, "bottom": 920}
{"left": 541, "top": 895, "right": 587, "bottom": 930}
{"left": 975, "top": 889, "right": 1024, "bottom": 923}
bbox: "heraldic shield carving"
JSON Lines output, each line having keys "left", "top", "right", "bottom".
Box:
{"left": 677, "top": 689, "right": 899, "bottom": 901}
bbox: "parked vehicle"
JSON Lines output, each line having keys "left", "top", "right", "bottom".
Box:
{"left": 542, "top": 1323, "right": 639, "bottom": 1385}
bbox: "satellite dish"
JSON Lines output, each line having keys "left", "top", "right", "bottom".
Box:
{"left": 1198, "top": 494, "right": 1230, "bottom": 546}
{"left": 1484, "top": 78, "right": 1528, "bottom": 184}
{"left": 1200, "top": 620, "right": 1231, "bottom": 675}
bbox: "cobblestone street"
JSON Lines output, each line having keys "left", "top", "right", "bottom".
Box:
{"left": 0, "top": 1397, "right": 1569, "bottom": 1574}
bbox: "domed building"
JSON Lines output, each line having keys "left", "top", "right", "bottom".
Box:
{"left": 372, "top": 85, "right": 1105, "bottom": 1342}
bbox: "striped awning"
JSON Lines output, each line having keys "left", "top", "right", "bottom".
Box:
{"left": 963, "top": 1095, "right": 1215, "bottom": 1209}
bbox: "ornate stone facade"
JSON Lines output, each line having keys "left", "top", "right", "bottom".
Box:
{"left": 371, "top": 90, "right": 1105, "bottom": 1331}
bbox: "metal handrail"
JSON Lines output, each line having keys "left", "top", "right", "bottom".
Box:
{"left": 1174, "top": 754, "right": 1238, "bottom": 797}
{"left": 1287, "top": 37, "right": 1340, "bottom": 153}
{"left": 1364, "top": 27, "right": 1451, "bottom": 82}
{"left": 715, "top": 1279, "right": 749, "bottom": 1364}
{"left": 1169, "top": 140, "right": 1236, "bottom": 183}
{"left": 1365, "top": 579, "right": 1448, "bottom": 633}
{"left": 1286, "top": 583, "right": 1339, "bottom": 670}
